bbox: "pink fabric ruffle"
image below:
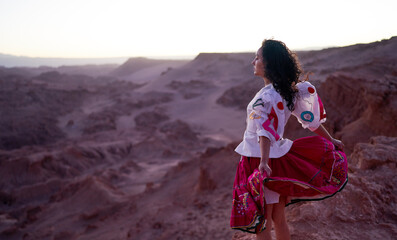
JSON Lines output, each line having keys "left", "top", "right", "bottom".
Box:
{"left": 230, "top": 136, "right": 348, "bottom": 233}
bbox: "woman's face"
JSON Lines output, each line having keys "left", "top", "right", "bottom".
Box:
{"left": 252, "top": 48, "right": 265, "bottom": 77}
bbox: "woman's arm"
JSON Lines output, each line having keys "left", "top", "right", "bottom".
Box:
{"left": 313, "top": 124, "right": 344, "bottom": 149}
{"left": 258, "top": 136, "right": 272, "bottom": 177}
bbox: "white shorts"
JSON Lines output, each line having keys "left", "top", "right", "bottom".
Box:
{"left": 264, "top": 186, "right": 280, "bottom": 204}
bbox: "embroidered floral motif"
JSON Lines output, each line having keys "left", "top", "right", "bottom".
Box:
{"left": 331, "top": 176, "right": 341, "bottom": 185}
{"left": 249, "top": 112, "right": 262, "bottom": 120}
{"left": 234, "top": 200, "right": 246, "bottom": 215}
{"left": 253, "top": 99, "right": 264, "bottom": 108}
{"left": 277, "top": 102, "right": 284, "bottom": 110}
{"left": 308, "top": 87, "right": 315, "bottom": 94}
{"left": 249, "top": 171, "right": 261, "bottom": 196}
{"left": 331, "top": 152, "right": 346, "bottom": 187}
{"left": 242, "top": 192, "right": 250, "bottom": 209}
{"left": 301, "top": 111, "right": 314, "bottom": 122}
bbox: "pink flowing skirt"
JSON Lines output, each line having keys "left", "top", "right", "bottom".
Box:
{"left": 230, "top": 136, "right": 348, "bottom": 233}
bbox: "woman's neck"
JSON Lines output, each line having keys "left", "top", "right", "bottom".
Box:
{"left": 263, "top": 77, "right": 271, "bottom": 86}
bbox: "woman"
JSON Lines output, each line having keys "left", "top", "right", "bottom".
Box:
{"left": 230, "top": 39, "right": 348, "bottom": 240}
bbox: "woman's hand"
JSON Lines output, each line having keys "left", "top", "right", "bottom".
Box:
{"left": 258, "top": 136, "right": 271, "bottom": 177}
{"left": 258, "top": 160, "right": 272, "bottom": 177}
{"left": 314, "top": 125, "right": 345, "bottom": 150}
{"left": 331, "top": 138, "right": 344, "bottom": 150}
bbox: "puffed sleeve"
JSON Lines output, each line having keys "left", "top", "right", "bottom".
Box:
{"left": 248, "top": 93, "right": 281, "bottom": 145}
{"left": 292, "top": 82, "right": 327, "bottom": 131}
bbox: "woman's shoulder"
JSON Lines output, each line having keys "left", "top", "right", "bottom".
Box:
{"left": 257, "top": 85, "right": 284, "bottom": 110}
{"left": 250, "top": 86, "right": 277, "bottom": 113}
{"left": 296, "top": 81, "right": 317, "bottom": 95}
{"left": 258, "top": 84, "right": 282, "bottom": 99}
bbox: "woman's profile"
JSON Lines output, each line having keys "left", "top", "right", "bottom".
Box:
{"left": 230, "top": 39, "right": 348, "bottom": 240}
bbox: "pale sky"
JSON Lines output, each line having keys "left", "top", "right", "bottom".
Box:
{"left": 0, "top": 0, "right": 396, "bottom": 58}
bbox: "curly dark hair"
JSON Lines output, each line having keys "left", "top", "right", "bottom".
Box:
{"left": 260, "top": 39, "right": 302, "bottom": 111}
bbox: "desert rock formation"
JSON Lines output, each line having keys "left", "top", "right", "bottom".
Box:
{"left": 0, "top": 37, "right": 396, "bottom": 239}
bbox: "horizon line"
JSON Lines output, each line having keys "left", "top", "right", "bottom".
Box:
{"left": 1, "top": 36, "right": 395, "bottom": 68}
{"left": 0, "top": 44, "right": 339, "bottom": 60}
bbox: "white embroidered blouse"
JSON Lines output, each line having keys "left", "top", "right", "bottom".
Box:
{"left": 235, "top": 81, "right": 327, "bottom": 158}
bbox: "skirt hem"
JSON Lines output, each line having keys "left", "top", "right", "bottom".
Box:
{"left": 230, "top": 214, "right": 265, "bottom": 234}
{"left": 286, "top": 175, "right": 348, "bottom": 206}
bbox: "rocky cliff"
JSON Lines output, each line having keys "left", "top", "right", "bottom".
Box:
{"left": 0, "top": 37, "right": 396, "bottom": 239}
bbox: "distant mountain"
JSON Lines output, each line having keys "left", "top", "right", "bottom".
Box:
{"left": 110, "top": 57, "right": 189, "bottom": 77}
{"left": 0, "top": 53, "right": 128, "bottom": 67}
